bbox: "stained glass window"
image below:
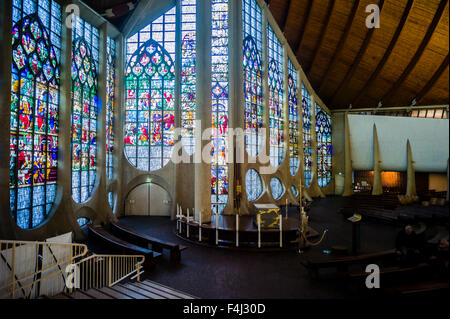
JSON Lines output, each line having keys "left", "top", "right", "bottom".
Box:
{"left": 108, "top": 192, "right": 115, "bottom": 210}
{"left": 125, "top": 7, "right": 176, "bottom": 172}
{"left": 10, "top": 0, "right": 61, "bottom": 229}
{"left": 106, "top": 37, "right": 116, "bottom": 181}
{"left": 245, "top": 169, "right": 263, "bottom": 202}
{"left": 181, "top": 0, "right": 196, "bottom": 156}
{"left": 211, "top": 0, "right": 229, "bottom": 214}
{"left": 268, "top": 24, "right": 284, "bottom": 168}
{"left": 302, "top": 83, "right": 312, "bottom": 188}
{"left": 316, "top": 104, "right": 332, "bottom": 187}
{"left": 243, "top": 0, "right": 263, "bottom": 158}
{"left": 288, "top": 59, "right": 299, "bottom": 176}
{"left": 291, "top": 185, "right": 299, "bottom": 197}
{"left": 77, "top": 217, "right": 90, "bottom": 227}
{"left": 270, "top": 177, "right": 284, "bottom": 200}
{"left": 71, "top": 17, "right": 99, "bottom": 204}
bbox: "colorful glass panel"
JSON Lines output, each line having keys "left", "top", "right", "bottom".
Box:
{"left": 125, "top": 7, "right": 176, "bottom": 172}
{"left": 106, "top": 37, "right": 116, "bottom": 181}
{"left": 71, "top": 17, "right": 99, "bottom": 203}
{"left": 316, "top": 104, "right": 332, "bottom": 187}
{"left": 268, "top": 24, "right": 284, "bottom": 168}
{"left": 243, "top": 0, "right": 263, "bottom": 158}
{"left": 288, "top": 59, "right": 299, "bottom": 176}
{"left": 302, "top": 83, "right": 312, "bottom": 188}
{"left": 10, "top": 0, "right": 61, "bottom": 229}
{"left": 211, "top": 0, "right": 229, "bottom": 213}
{"left": 181, "top": 0, "right": 196, "bottom": 156}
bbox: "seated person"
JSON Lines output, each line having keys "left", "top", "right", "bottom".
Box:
{"left": 429, "top": 239, "right": 449, "bottom": 278}
{"left": 396, "top": 225, "right": 423, "bottom": 263}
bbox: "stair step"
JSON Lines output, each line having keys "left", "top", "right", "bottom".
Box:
{"left": 98, "top": 286, "right": 132, "bottom": 299}
{"left": 120, "top": 283, "right": 166, "bottom": 299}
{"left": 52, "top": 293, "right": 71, "bottom": 299}
{"left": 70, "top": 291, "right": 94, "bottom": 299}
{"left": 83, "top": 288, "right": 114, "bottom": 299}
{"left": 108, "top": 285, "right": 148, "bottom": 299}
{"left": 140, "top": 280, "right": 197, "bottom": 299}
{"left": 131, "top": 282, "right": 181, "bottom": 299}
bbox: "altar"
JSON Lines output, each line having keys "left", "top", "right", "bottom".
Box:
{"left": 253, "top": 204, "right": 281, "bottom": 229}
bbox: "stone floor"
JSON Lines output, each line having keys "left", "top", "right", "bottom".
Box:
{"left": 118, "top": 196, "right": 401, "bottom": 299}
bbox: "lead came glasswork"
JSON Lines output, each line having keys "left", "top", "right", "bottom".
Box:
{"left": 245, "top": 169, "right": 263, "bottom": 202}
{"left": 125, "top": 7, "right": 176, "bottom": 172}
{"left": 270, "top": 177, "right": 284, "bottom": 200}
{"left": 302, "top": 83, "right": 312, "bottom": 188}
{"left": 267, "top": 24, "right": 285, "bottom": 168}
{"left": 211, "top": 0, "right": 230, "bottom": 213}
{"left": 71, "top": 17, "right": 99, "bottom": 204}
{"left": 181, "top": 0, "right": 197, "bottom": 156}
{"left": 288, "top": 59, "right": 299, "bottom": 176}
{"left": 106, "top": 37, "right": 116, "bottom": 181}
{"left": 316, "top": 104, "right": 332, "bottom": 187}
{"left": 243, "top": 0, "right": 263, "bottom": 158}
{"left": 10, "top": 0, "right": 61, "bottom": 229}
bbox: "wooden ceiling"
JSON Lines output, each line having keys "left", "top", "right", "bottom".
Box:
{"left": 86, "top": 0, "right": 449, "bottom": 109}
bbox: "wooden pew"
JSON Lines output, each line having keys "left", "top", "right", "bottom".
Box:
{"left": 88, "top": 225, "right": 161, "bottom": 269}
{"left": 110, "top": 221, "right": 187, "bottom": 263}
{"left": 301, "top": 249, "right": 397, "bottom": 279}
{"left": 386, "top": 280, "right": 449, "bottom": 296}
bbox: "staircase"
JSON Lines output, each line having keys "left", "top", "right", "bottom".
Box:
{"left": 52, "top": 280, "right": 197, "bottom": 299}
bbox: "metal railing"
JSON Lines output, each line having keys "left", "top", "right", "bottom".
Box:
{"left": 0, "top": 240, "right": 144, "bottom": 299}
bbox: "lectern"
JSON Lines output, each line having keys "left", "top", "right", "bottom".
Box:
{"left": 347, "top": 214, "right": 362, "bottom": 254}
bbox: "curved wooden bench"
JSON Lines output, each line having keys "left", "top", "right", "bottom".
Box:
{"left": 88, "top": 225, "right": 161, "bottom": 269}
{"left": 301, "top": 249, "right": 397, "bottom": 279}
{"left": 110, "top": 221, "right": 187, "bottom": 263}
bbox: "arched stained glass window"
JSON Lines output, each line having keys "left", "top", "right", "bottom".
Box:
{"left": 10, "top": 0, "right": 61, "bottom": 229}
{"left": 270, "top": 177, "right": 284, "bottom": 200}
{"left": 288, "top": 59, "right": 299, "bottom": 176}
{"left": 243, "top": 0, "right": 263, "bottom": 158}
{"left": 268, "top": 25, "right": 284, "bottom": 168}
{"left": 316, "top": 104, "right": 332, "bottom": 187}
{"left": 211, "top": 0, "right": 229, "bottom": 214}
{"left": 181, "top": 0, "right": 196, "bottom": 156}
{"left": 71, "top": 17, "right": 99, "bottom": 204}
{"left": 302, "top": 83, "right": 312, "bottom": 188}
{"left": 77, "top": 217, "right": 90, "bottom": 227}
{"left": 106, "top": 37, "right": 116, "bottom": 181}
{"left": 245, "top": 169, "right": 263, "bottom": 202}
{"left": 125, "top": 7, "right": 176, "bottom": 172}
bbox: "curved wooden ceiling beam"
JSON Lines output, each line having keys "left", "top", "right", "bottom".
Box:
{"left": 381, "top": 0, "right": 448, "bottom": 106}
{"left": 415, "top": 54, "right": 449, "bottom": 104}
{"left": 328, "top": 0, "right": 386, "bottom": 106}
{"left": 318, "top": 0, "right": 361, "bottom": 95}
{"left": 306, "top": 0, "right": 335, "bottom": 74}
{"left": 295, "top": 0, "right": 313, "bottom": 55}
{"left": 352, "top": 0, "right": 414, "bottom": 106}
{"left": 281, "top": 0, "right": 292, "bottom": 32}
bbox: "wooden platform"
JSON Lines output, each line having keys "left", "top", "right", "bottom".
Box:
{"left": 176, "top": 215, "right": 319, "bottom": 250}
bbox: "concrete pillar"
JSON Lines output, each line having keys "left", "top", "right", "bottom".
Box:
{"left": 194, "top": 1, "right": 212, "bottom": 223}
{"left": 343, "top": 113, "right": 354, "bottom": 197}
{"left": 372, "top": 124, "right": 383, "bottom": 195}
{"left": 405, "top": 139, "right": 417, "bottom": 196}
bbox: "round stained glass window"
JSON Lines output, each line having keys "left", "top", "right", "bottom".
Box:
{"left": 245, "top": 169, "right": 263, "bottom": 202}
{"left": 270, "top": 177, "right": 284, "bottom": 200}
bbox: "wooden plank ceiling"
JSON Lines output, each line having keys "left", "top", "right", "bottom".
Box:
{"left": 86, "top": 0, "right": 449, "bottom": 109}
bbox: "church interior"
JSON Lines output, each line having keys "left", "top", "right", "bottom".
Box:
{"left": 0, "top": 0, "right": 448, "bottom": 301}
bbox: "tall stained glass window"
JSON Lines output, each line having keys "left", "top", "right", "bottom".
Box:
{"left": 106, "top": 37, "right": 116, "bottom": 180}
{"left": 267, "top": 24, "right": 284, "bottom": 168}
{"left": 71, "top": 17, "right": 99, "bottom": 203}
{"left": 288, "top": 59, "right": 299, "bottom": 176}
{"left": 316, "top": 104, "right": 332, "bottom": 187}
{"left": 10, "top": 0, "right": 61, "bottom": 229}
{"left": 180, "top": 0, "right": 196, "bottom": 156}
{"left": 211, "top": 0, "right": 229, "bottom": 213}
{"left": 243, "top": 0, "right": 263, "bottom": 158}
{"left": 302, "top": 83, "right": 312, "bottom": 188}
{"left": 125, "top": 7, "right": 176, "bottom": 171}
